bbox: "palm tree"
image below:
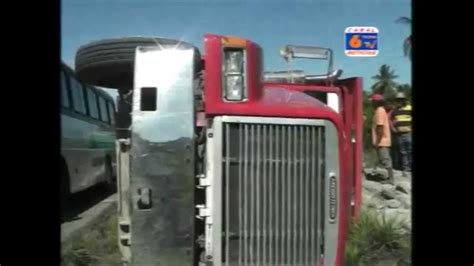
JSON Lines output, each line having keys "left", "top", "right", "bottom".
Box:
{"left": 396, "top": 17, "right": 412, "bottom": 59}
{"left": 371, "top": 64, "right": 399, "bottom": 96}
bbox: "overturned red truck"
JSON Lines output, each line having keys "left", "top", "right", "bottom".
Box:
{"left": 75, "top": 33, "right": 362, "bottom": 266}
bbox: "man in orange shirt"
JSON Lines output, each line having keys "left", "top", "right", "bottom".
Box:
{"left": 369, "top": 93, "right": 394, "bottom": 184}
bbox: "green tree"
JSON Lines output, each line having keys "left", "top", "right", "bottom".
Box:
{"left": 396, "top": 17, "right": 412, "bottom": 60}
{"left": 371, "top": 64, "right": 398, "bottom": 98}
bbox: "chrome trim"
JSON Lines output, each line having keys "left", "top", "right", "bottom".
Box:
{"left": 263, "top": 69, "right": 343, "bottom": 84}
{"left": 116, "top": 139, "right": 131, "bottom": 263}
{"left": 323, "top": 121, "right": 340, "bottom": 266}
{"left": 221, "top": 116, "right": 326, "bottom": 126}
{"left": 206, "top": 120, "right": 223, "bottom": 264}
{"left": 209, "top": 116, "right": 337, "bottom": 266}
{"left": 305, "top": 69, "right": 343, "bottom": 82}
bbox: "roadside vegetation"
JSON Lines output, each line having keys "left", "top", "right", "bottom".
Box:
{"left": 344, "top": 209, "right": 411, "bottom": 265}
{"left": 61, "top": 211, "right": 121, "bottom": 266}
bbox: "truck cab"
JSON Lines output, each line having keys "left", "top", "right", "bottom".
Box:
{"left": 75, "top": 33, "right": 362, "bottom": 266}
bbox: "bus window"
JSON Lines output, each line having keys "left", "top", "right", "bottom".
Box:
{"left": 70, "top": 77, "right": 86, "bottom": 114}
{"left": 86, "top": 87, "right": 100, "bottom": 119}
{"left": 99, "top": 96, "right": 110, "bottom": 123}
{"left": 107, "top": 102, "right": 115, "bottom": 125}
{"left": 60, "top": 71, "right": 70, "bottom": 108}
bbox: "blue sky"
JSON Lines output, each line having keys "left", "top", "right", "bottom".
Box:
{"left": 61, "top": 0, "right": 411, "bottom": 94}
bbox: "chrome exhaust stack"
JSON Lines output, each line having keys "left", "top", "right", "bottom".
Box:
{"left": 263, "top": 69, "right": 343, "bottom": 84}
{"left": 263, "top": 70, "right": 306, "bottom": 83}
{"left": 264, "top": 44, "right": 342, "bottom": 85}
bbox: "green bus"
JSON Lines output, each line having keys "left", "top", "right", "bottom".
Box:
{"left": 60, "top": 62, "right": 116, "bottom": 203}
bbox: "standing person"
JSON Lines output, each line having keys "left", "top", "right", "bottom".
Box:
{"left": 386, "top": 104, "right": 401, "bottom": 170}
{"left": 369, "top": 93, "right": 394, "bottom": 184}
{"left": 391, "top": 92, "right": 412, "bottom": 177}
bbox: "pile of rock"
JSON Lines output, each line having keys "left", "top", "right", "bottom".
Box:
{"left": 362, "top": 168, "right": 412, "bottom": 231}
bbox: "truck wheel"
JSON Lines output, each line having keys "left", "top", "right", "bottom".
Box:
{"left": 75, "top": 37, "right": 198, "bottom": 90}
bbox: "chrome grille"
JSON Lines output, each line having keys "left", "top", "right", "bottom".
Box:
{"left": 222, "top": 122, "right": 325, "bottom": 266}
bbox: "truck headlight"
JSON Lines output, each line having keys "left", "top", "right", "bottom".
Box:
{"left": 225, "top": 75, "right": 243, "bottom": 100}
{"left": 223, "top": 48, "right": 246, "bottom": 101}
{"left": 225, "top": 50, "right": 243, "bottom": 73}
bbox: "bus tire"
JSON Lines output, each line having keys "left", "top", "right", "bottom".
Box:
{"left": 74, "top": 37, "right": 197, "bottom": 90}
{"left": 61, "top": 159, "right": 71, "bottom": 211}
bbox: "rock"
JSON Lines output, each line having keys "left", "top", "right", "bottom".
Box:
{"left": 381, "top": 188, "right": 397, "bottom": 200}
{"left": 403, "top": 201, "right": 411, "bottom": 209}
{"left": 362, "top": 194, "right": 370, "bottom": 207}
{"left": 394, "top": 170, "right": 413, "bottom": 183}
{"left": 362, "top": 189, "right": 372, "bottom": 200}
{"left": 395, "top": 186, "right": 409, "bottom": 194}
{"left": 395, "top": 193, "right": 411, "bottom": 209}
{"left": 386, "top": 199, "right": 401, "bottom": 208}
{"left": 363, "top": 168, "right": 374, "bottom": 174}
{"left": 368, "top": 196, "right": 385, "bottom": 209}
{"left": 365, "top": 167, "right": 389, "bottom": 181}
{"left": 378, "top": 208, "right": 410, "bottom": 227}
{"left": 395, "top": 181, "right": 411, "bottom": 194}
{"left": 363, "top": 180, "right": 383, "bottom": 193}
{"left": 381, "top": 208, "right": 399, "bottom": 220}
{"left": 382, "top": 184, "right": 395, "bottom": 191}
{"left": 373, "top": 167, "right": 388, "bottom": 174}
{"left": 397, "top": 208, "right": 410, "bottom": 215}
{"left": 398, "top": 200, "right": 411, "bottom": 209}
{"left": 398, "top": 208, "right": 411, "bottom": 218}
{"left": 362, "top": 166, "right": 412, "bottom": 232}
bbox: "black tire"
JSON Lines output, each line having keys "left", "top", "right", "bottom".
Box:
{"left": 75, "top": 37, "right": 199, "bottom": 90}
{"left": 61, "top": 159, "right": 71, "bottom": 212}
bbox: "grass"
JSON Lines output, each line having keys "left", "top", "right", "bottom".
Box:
{"left": 61, "top": 211, "right": 122, "bottom": 266}
{"left": 344, "top": 208, "right": 411, "bottom": 265}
